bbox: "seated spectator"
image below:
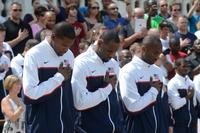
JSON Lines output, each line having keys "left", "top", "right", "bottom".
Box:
{"left": 1, "top": 75, "right": 25, "bottom": 133}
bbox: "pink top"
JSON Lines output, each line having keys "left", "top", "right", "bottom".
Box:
{"left": 31, "top": 23, "right": 43, "bottom": 38}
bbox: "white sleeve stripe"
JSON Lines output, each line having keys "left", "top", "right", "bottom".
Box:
{"left": 24, "top": 84, "right": 62, "bottom": 100}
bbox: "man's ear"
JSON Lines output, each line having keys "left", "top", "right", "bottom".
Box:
{"left": 141, "top": 45, "right": 146, "bottom": 53}
{"left": 51, "top": 33, "right": 56, "bottom": 40}
{"left": 97, "top": 39, "right": 103, "bottom": 47}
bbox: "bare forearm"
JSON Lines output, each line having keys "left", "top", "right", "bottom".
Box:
{"left": 6, "top": 37, "right": 22, "bottom": 48}
{"left": 121, "top": 34, "right": 139, "bottom": 48}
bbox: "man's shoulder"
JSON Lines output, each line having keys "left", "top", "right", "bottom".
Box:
{"left": 3, "top": 18, "right": 12, "bottom": 26}
{"left": 63, "top": 49, "right": 74, "bottom": 60}
{"left": 26, "top": 41, "right": 47, "bottom": 56}
{"left": 75, "top": 51, "right": 92, "bottom": 62}
{"left": 11, "top": 54, "right": 24, "bottom": 65}
{"left": 120, "top": 60, "right": 137, "bottom": 73}
{"left": 187, "top": 32, "right": 197, "bottom": 38}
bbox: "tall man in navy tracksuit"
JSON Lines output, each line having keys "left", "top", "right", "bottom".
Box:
{"left": 23, "top": 22, "right": 76, "bottom": 133}
{"left": 119, "top": 35, "right": 170, "bottom": 133}
{"left": 168, "top": 58, "right": 198, "bottom": 133}
{"left": 71, "top": 30, "right": 124, "bottom": 133}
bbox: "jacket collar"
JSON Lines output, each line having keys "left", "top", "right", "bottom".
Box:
{"left": 132, "top": 55, "right": 151, "bottom": 68}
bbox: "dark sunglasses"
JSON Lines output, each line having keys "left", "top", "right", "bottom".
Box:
{"left": 13, "top": 9, "right": 22, "bottom": 12}
{"left": 173, "top": 9, "right": 181, "bottom": 11}
{"left": 109, "top": 7, "right": 118, "bottom": 10}
{"left": 161, "top": 4, "right": 168, "bottom": 7}
{"left": 91, "top": 6, "right": 99, "bottom": 10}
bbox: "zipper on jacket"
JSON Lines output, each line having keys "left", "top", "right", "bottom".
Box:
{"left": 188, "top": 100, "right": 192, "bottom": 127}
{"left": 153, "top": 106, "right": 157, "bottom": 133}
{"left": 60, "top": 86, "right": 64, "bottom": 133}
{"left": 107, "top": 97, "right": 115, "bottom": 133}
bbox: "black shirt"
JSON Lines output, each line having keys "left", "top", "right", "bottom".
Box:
{"left": 3, "top": 18, "right": 33, "bottom": 55}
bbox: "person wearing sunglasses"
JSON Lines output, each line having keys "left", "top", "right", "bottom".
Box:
{"left": 3, "top": 2, "right": 33, "bottom": 56}
{"left": 103, "top": 2, "right": 129, "bottom": 30}
{"left": 167, "top": 2, "right": 182, "bottom": 33}
{"left": 85, "top": 1, "right": 101, "bottom": 31}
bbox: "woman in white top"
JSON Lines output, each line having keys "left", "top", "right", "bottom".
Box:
{"left": 1, "top": 75, "right": 25, "bottom": 133}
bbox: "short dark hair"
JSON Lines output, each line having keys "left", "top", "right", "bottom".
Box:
{"left": 52, "top": 22, "right": 76, "bottom": 40}
{"left": 159, "top": 20, "right": 170, "bottom": 29}
{"left": 174, "top": 58, "right": 188, "bottom": 69}
{"left": 34, "top": 6, "right": 48, "bottom": 17}
{"left": 66, "top": 3, "right": 78, "bottom": 14}
{"left": 169, "top": 36, "right": 180, "bottom": 46}
{"left": 99, "top": 30, "right": 120, "bottom": 44}
{"left": 170, "top": 2, "right": 181, "bottom": 11}
{"left": 142, "top": 35, "right": 161, "bottom": 47}
{"left": 0, "top": 24, "right": 6, "bottom": 31}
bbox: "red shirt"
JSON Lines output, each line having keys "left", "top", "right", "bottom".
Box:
{"left": 170, "top": 51, "right": 187, "bottom": 62}
{"left": 70, "top": 21, "right": 86, "bottom": 57}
